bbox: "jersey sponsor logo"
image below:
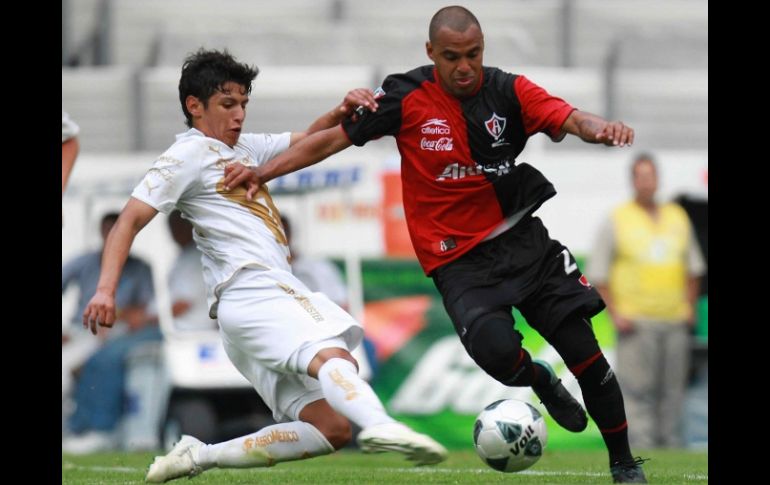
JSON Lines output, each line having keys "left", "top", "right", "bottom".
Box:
{"left": 215, "top": 156, "right": 254, "bottom": 169}
{"left": 420, "top": 137, "right": 454, "bottom": 151}
{"left": 276, "top": 282, "right": 325, "bottom": 322}
{"left": 421, "top": 118, "right": 451, "bottom": 135}
{"left": 485, "top": 113, "right": 510, "bottom": 147}
{"left": 243, "top": 429, "right": 300, "bottom": 450}
{"left": 435, "top": 160, "right": 511, "bottom": 181}
{"left": 329, "top": 367, "right": 360, "bottom": 400}
{"left": 146, "top": 155, "right": 185, "bottom": 184}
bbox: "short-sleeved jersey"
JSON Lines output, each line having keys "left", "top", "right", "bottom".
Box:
{"left": 342, "top": 66, "right": 575, "bottom": 274}
{"left": 62, "top": 111, "right": 80, "bottom": 143}
{"left": 131, "top": 128, "right": 291, "bottom": 317}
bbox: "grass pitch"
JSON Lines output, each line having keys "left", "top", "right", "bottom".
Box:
{"left": 63, "top": 448, "right": 707, "bottom": 484}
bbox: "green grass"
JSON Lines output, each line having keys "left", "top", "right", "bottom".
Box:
{"left": 63, "top": 448, "right": 707, "bottom": 484}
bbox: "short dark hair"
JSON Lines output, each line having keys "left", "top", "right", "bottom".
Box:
{"left": 429, "top": 6, "right": 481, "bottom": 43}
{"left": 178, "top": 48, "right": 259, "bottom": 128}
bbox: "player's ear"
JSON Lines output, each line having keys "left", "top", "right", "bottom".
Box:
{"left": 426, "top": 41, "right": 435, "bottom": 62}
{"left": 186, "top": 95, "right": 203, "bottom": 119}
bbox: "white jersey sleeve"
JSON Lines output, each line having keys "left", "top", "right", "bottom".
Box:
{"left": 131, "top": 139, "right": 203, "bottom": 214}
{"left": 62, "top": 111, "right": 80, "bottom": 142}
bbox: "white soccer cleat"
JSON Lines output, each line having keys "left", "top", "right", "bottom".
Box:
{"left": 145, "top": 435, "right": 205, "bottom": 483}
{"left": 357, "top": 422, "right": 448, "bottom": 466}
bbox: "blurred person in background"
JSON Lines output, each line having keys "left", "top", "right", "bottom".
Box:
{"left": 81, "top": 48, "right": 446, "bottom": 483}
{"left": 224, "top": 6, "right": 647, "bottom": 482}
{"left": 62, "top": 111, "right": 79, "bottom": 198}
{"left": 587, "top": 153, "right": 705, "bottom": 449}
{"left": 62, "top": 111, "right": 80, "bottom": 226}
{"left": 167, "top": 210, "right": 217, "bottom": 330}
{"left": 62, "top": 212, "right": 160, "bottom": 453}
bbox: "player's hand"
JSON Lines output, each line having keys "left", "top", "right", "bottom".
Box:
{"left": 595, "top": 121, "right": 634, "bottom": 147}
{"left": 338, "top": 88, "right": 378, "bottom": 122}
{"left": 612, "top": 315, "right": 635, "bottom": 335}
{"left": 82, "top": 291, "right": 116, "bottom": 336}
{"left": 685, "top": 305, "right": 697, "bottom": 327}
{"left": 223, "top": 163, "right": 262, "bottom": 201}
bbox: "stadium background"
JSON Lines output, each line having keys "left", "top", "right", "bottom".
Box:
{"left": 62, "top": 0, "right": 708, "bottom": 455}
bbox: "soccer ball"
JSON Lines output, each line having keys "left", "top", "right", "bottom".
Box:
{"left": 473, "top": 399, "right": 548, "bottom": 472}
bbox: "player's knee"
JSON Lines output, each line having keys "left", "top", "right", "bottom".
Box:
{"left": 315, "top": 414, "right": 352, "bottom": 450}
{"left": 307, "top": 347, "right": 358, "bottom": 377}
{"left": 467, "top": 312, "right": 524, "bottom": 383}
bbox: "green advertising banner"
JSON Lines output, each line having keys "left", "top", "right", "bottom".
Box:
{"left": 356, "top": 258, "right": 613, "bottom": 451}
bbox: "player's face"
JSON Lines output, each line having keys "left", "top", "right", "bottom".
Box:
{"left": 633, "top": 160, "right": 658, "bottom": 203}
{"left": 426, "top": 24, "right": 484, "bottom": 98}
{"left": 191, "top": 82, "right": 249, "bottom": 147}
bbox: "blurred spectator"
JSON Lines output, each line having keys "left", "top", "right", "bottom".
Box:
{"left": 62, "top": 212, "right": 161, "bottom": 454}
{"left": 62, "top": 111, "right": 79, "bottom": 198}
{"left": 587, "top": 153, "right": 706, "bottom": 449}
{"left": 62, "top": 111, "right": 80, "bottom": 227}
{"left": 167, "top": 210, "right": 217, "bottom": 330}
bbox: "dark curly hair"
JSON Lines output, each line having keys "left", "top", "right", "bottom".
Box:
{"left": 178, "top": 48, "right": 259, "bottom": 128}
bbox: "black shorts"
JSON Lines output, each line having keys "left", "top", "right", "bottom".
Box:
{"left": 431, "top": 216, "right": 604, "bottom": 341}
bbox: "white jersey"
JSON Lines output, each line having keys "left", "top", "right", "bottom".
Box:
{"left": 131, "top": 128, "right": 292, "bottom": 317}
{"left": 62, "top": 111, "right": 80, "bottom": 142}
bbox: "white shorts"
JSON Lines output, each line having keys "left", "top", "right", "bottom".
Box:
{"left": 216, "top": 267, "right": 363, "bottom": 422}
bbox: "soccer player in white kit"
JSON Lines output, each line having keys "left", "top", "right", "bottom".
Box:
{"left": 81, "top": 49, "right": 447, "bottom": 483}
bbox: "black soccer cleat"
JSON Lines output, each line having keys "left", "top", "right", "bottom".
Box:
{"left": 610, "top": 457, "right": 648, "bottom": 483}
{"left": 531, "top": 360, "right": 588, "bottom": 432}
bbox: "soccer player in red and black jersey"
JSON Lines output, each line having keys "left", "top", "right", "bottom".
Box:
{"left": 224, "top": 6, "right": 646, "bottom": 482}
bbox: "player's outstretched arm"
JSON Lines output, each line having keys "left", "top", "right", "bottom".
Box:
{"left": 223, "top": 126, "right": 353, "bottom": 201}
{"left": 82, "top": 198, "right": 158, "bottom": 335}
{"left": 292, "top": 88, "right": 378, "bottom": 145}
{"left": 561, "top": 110, "right": 634, "bottom": 147}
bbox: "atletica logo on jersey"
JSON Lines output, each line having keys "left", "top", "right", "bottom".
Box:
{"left": 420, "top": 118, "right": 454, "bottom": 151}
{"left": 485, "top": 113, "right": 510, "bottom": 147}
{"left": 421, "top": 118, "right": 451, "bottom": 135}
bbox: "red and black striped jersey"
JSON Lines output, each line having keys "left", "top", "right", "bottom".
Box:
{"left": 342, "top": 65, "right": 575, "bottom": 274}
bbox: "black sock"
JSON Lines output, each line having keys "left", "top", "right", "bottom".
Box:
{"left": 574, "top": 355, "right": 633, "bottom": 466}
{"left": 500, "top": 349, "right": 538, "bottom": 386}
{"left": 531, "top": 362, "right": 553, "bottom": 389}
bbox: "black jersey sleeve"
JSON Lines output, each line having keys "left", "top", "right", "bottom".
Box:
{"left": 342, "top": 74, "right": 409, "bottom": 146}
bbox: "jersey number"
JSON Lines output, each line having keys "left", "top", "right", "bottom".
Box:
{"left": 560, "top": 249, "right": 577, "bottom": 275}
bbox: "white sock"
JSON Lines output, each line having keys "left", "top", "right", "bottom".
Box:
{"left": 317, "top": 358, "right": 395, "bottom": 429}
{"left": 196, "top": 421, "right": 334, "bottom": 468}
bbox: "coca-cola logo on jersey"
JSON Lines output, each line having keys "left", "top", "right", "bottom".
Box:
{"left": 420, "top": 118, "right": 454, "bottom": 151}
{"left": 420, "top": 137, "right": 454, "bottom": 151}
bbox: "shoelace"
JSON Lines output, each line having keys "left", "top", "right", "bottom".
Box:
{"left": 183, "top": 447, "right": 204, "bottom": 477}
{"left": 613, "top": 456, "right": 649, "bottom": 470}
